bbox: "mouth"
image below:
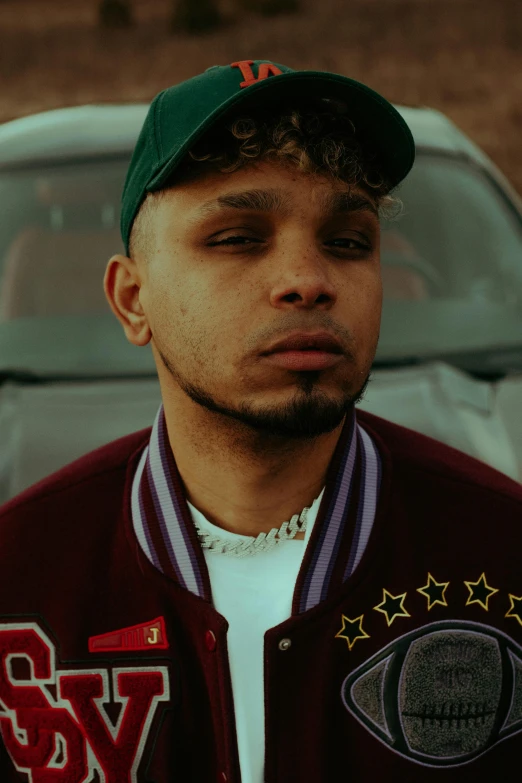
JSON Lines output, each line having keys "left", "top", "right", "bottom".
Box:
{"left": 262, "top": 349, "right": 343, "bottom": 371}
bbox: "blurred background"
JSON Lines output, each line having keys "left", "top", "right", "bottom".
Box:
{"left": 1, "top": 0, "right": 522, "bottom": 505}
{"left": 1, "top": 0, "right": 522, "bottom": 195}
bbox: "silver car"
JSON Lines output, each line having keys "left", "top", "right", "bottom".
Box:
{"left": 0, "top": 102, "right": 521, "bottom": 505}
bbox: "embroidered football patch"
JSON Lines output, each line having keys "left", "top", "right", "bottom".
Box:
{"left": 341, "top": 620, "right": 522, "bottom": 767}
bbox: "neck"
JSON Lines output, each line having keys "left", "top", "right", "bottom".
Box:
{"left": 163, "top": 407, "right": 346, "bottom": 539}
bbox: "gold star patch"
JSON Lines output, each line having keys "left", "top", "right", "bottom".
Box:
{"left": 417, "top": 573, "right": 449, "bottom": 611}
{"left": 334, "top": 614, "right": 370, "bottom": 651}
{"left": 373, "top": 589, "right": 411, "bottom": 627}
{"left": 464, "top": 573, "right": 498, "bottom": 611}
{"left": 506, "top": 594, "right": 522, "bottom": 627}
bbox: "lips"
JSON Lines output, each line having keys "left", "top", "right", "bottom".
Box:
{"left": 263, "top": 350, "right": 343, "bottom": 371}
{"left": 263, "top": 331, "right": 342, "bottom": 355}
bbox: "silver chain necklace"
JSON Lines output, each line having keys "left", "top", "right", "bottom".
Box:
{"left": 195, "top": 504, "right": 312, "bottom": 557}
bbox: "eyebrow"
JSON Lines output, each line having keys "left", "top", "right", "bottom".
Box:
{"left": 191, "top": 187, "right": 380, "bottom": 221}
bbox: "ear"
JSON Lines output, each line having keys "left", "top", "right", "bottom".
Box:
{"left": 103, "top": 254, "right": 152, "bottom": 347}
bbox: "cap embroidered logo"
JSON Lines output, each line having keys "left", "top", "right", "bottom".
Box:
{"left": 230, "top": 59, "right": 284, "bottom": 88}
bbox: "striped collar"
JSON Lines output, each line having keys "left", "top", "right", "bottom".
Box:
{"left": 131, "top": 403, "right": 381, "bottom": 613}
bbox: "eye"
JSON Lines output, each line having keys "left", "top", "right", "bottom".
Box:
{"left": 327, "top": 238, "right": 372, "bottom": 251}
{"left": 207, "top": 236, "right": 371, "bottom": 250}
{"left": 207, "top": 235, "right": 261, "bottom": 246}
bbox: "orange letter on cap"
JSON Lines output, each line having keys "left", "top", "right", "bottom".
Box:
{"left": 231, "top": 60, "right": 283, "bottom": 88}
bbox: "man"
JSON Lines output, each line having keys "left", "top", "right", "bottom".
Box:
{"left": 0, "top": 60, "right": 521, "bottom": 782}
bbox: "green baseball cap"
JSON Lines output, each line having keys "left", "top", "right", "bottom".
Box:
{"left": 121, "top": 59, "right": 415, "bottom": 255}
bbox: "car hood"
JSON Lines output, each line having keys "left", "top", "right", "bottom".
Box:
{"left": 0, "top": 361, "right": 520, "bottom": 506}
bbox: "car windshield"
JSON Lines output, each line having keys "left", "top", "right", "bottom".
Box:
{"left": 1, "top": 152, "right": 522, "bottom": 380}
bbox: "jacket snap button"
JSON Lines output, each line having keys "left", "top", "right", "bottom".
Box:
{"left": 205, "top": 630, "right": 217, "bottom": 651}
{"left": 278, "top": 638, "right": 292, "bottom": 651}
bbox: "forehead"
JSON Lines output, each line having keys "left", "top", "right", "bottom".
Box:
{"left": 162, "top": 160, "right": 380, "bottom": 220}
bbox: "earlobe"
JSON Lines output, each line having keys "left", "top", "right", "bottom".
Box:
{"left": 125, "top": 318, "right": 152, "bottom": 348}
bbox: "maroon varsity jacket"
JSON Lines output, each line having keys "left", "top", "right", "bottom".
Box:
{"left": 0, "top": 408, "right": 521, "bottom": 782}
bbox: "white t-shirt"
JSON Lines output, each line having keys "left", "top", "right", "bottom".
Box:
{"left": 186, "top": 488, "right": 325, "bottom": 783}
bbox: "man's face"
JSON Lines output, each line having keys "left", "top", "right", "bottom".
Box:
{"left": 115, "top": 159, "right": 382, "bottom": 441}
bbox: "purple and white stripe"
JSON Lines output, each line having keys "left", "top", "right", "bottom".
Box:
{"left": 131, "top": 403, "right": 381, "bottom": 611}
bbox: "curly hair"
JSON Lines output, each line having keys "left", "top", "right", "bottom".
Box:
{"left": 129, "top": 99, "right": 403, "bottom": 262}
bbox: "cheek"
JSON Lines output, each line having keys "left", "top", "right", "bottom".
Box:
{"left": 154, "top": 273, "right": 218, "bottom": 348}
{"left": 348, "top": 277, "right": 382, "bottom": 347}
{"left": 350, "top": 267, "right": 381, "bottom": 308}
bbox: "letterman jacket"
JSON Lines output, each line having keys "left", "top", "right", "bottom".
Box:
{"left": 0, "top": 404, "right": 521, "bottom": 782}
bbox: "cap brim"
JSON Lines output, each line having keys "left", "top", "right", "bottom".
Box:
{"left": 147, "top": 70, "right": 415, "bottom": 194}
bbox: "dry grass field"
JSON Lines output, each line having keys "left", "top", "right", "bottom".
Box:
{"left": 1, "top": 0, "right": 522, "bottom": 192}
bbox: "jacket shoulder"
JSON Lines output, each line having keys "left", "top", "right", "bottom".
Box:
{"left": 356, "top": 407, "right": 522, "bottom": 503}
{"left": 0, "top": 426, "right": 152, "bottom": 518}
